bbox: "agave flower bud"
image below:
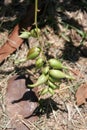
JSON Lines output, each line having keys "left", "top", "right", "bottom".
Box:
{"left": 30, "top": 28, "right": 40, "bottom": 37}
{"left": 40, "top": 88, "right": 48, "bottom": 95}
{"left": 48, "top": 87, "right": 54, "bottom": 95}
{"left": 48, "top": 58, "right": 67, "bottom": 69}
{"left": 48, "top": 80, "right": 58, "bottom": 89}
{"left": 35, "top": 58, "right": 44, "bottom": 68}
{"left": 28, "top": 74, "right": 49, "bottom": 87}
{"left": 19, "top": 31, "right": 30, "bottom": 39}
{"left": 49, "top": 69, "right": 74, "bottom": 79}
{"left": 27, "top": 47, "right": 41, "bottom": 60}
{"left": 49, "top": 76, "right": 60, "bottom": 83}
{"left": 34, "top": 28, "right": 40, "bottom": 33}
{"left": 42, "top": 66, "right": 49, "bottom": 75}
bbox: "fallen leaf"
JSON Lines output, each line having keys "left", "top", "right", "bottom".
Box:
{"left": 76, "top": 83, "right": 87, "bottom": 106}
{"left": 6, "top": 75, "right": 39, "bottom": 130}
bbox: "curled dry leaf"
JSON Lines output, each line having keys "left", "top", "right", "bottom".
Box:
{"left": 6, "top": 75, "right": 39, "bottom": 130}
{"left": 76, "top": 83, "right": 87, "bottom": 106}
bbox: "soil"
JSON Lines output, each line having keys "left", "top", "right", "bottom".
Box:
{"left": 0, "top": 0, "right": 87, "bottom": 130}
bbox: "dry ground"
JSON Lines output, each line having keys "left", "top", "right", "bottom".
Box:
{"left": 0, "top": 0, "right": 87, "bottom": 130}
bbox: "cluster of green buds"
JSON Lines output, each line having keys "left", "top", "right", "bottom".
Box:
{"left": 19, "top": 28, "right": 41, "bottom": 39}
{"left": 27, "top": 48, "right": 74, "bottom": 95}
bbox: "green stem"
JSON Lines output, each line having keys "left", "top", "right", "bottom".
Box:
{"left": 35, "top": 0, "right": 38, "bottom": 36}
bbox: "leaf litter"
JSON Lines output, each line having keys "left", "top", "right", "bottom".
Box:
{"left": 76, "top": 83, "right": 87, "bottom": 106}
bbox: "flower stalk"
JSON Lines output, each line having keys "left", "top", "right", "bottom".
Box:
{"left": 35, "top": 0, "right": 39, "bottom": 37}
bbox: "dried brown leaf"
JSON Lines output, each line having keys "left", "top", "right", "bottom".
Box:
{"left": 76, "top": 83, "right": 87, "bottom": 106}
{"left": 6, "top": 75, "right": 39, "bottom": 130}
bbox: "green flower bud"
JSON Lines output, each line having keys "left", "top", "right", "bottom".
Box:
{"left": 35, "top": 58, "right": 44, "bottom": 68}
{"left": 27, "top": 47, "right": 41, "bottom": 60}
{"left": 48, "top": 80, "right": 58, "bottom": 89}
{"left": 19, "top": 31, "right": 30, "bottom": 39}
{"left": 30, "top": 28, "right": 40, "bottom": 37}
{"left": 42, "top": 66, "right": 49, "bottom": 75}
{"left": 48, "top": 58, "right": 67, "bottom": 69}
{"left": 40, "top": 88, "right": 48, "bottom": 95}
{"left": 49, "top": 69, "right": 74, "bottom": 80}
{"left": 48, "top": 87, "right": 54, "bottom": 95}
{"left": 28, "top": 74, "right": 49, "bottom": 87}
{"left": 49, "top": 76, "right": 60, "bottom": 83}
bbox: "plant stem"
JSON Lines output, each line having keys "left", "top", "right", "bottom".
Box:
{"left": 35, "top": 0, "right": 38, "bottom": 34}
